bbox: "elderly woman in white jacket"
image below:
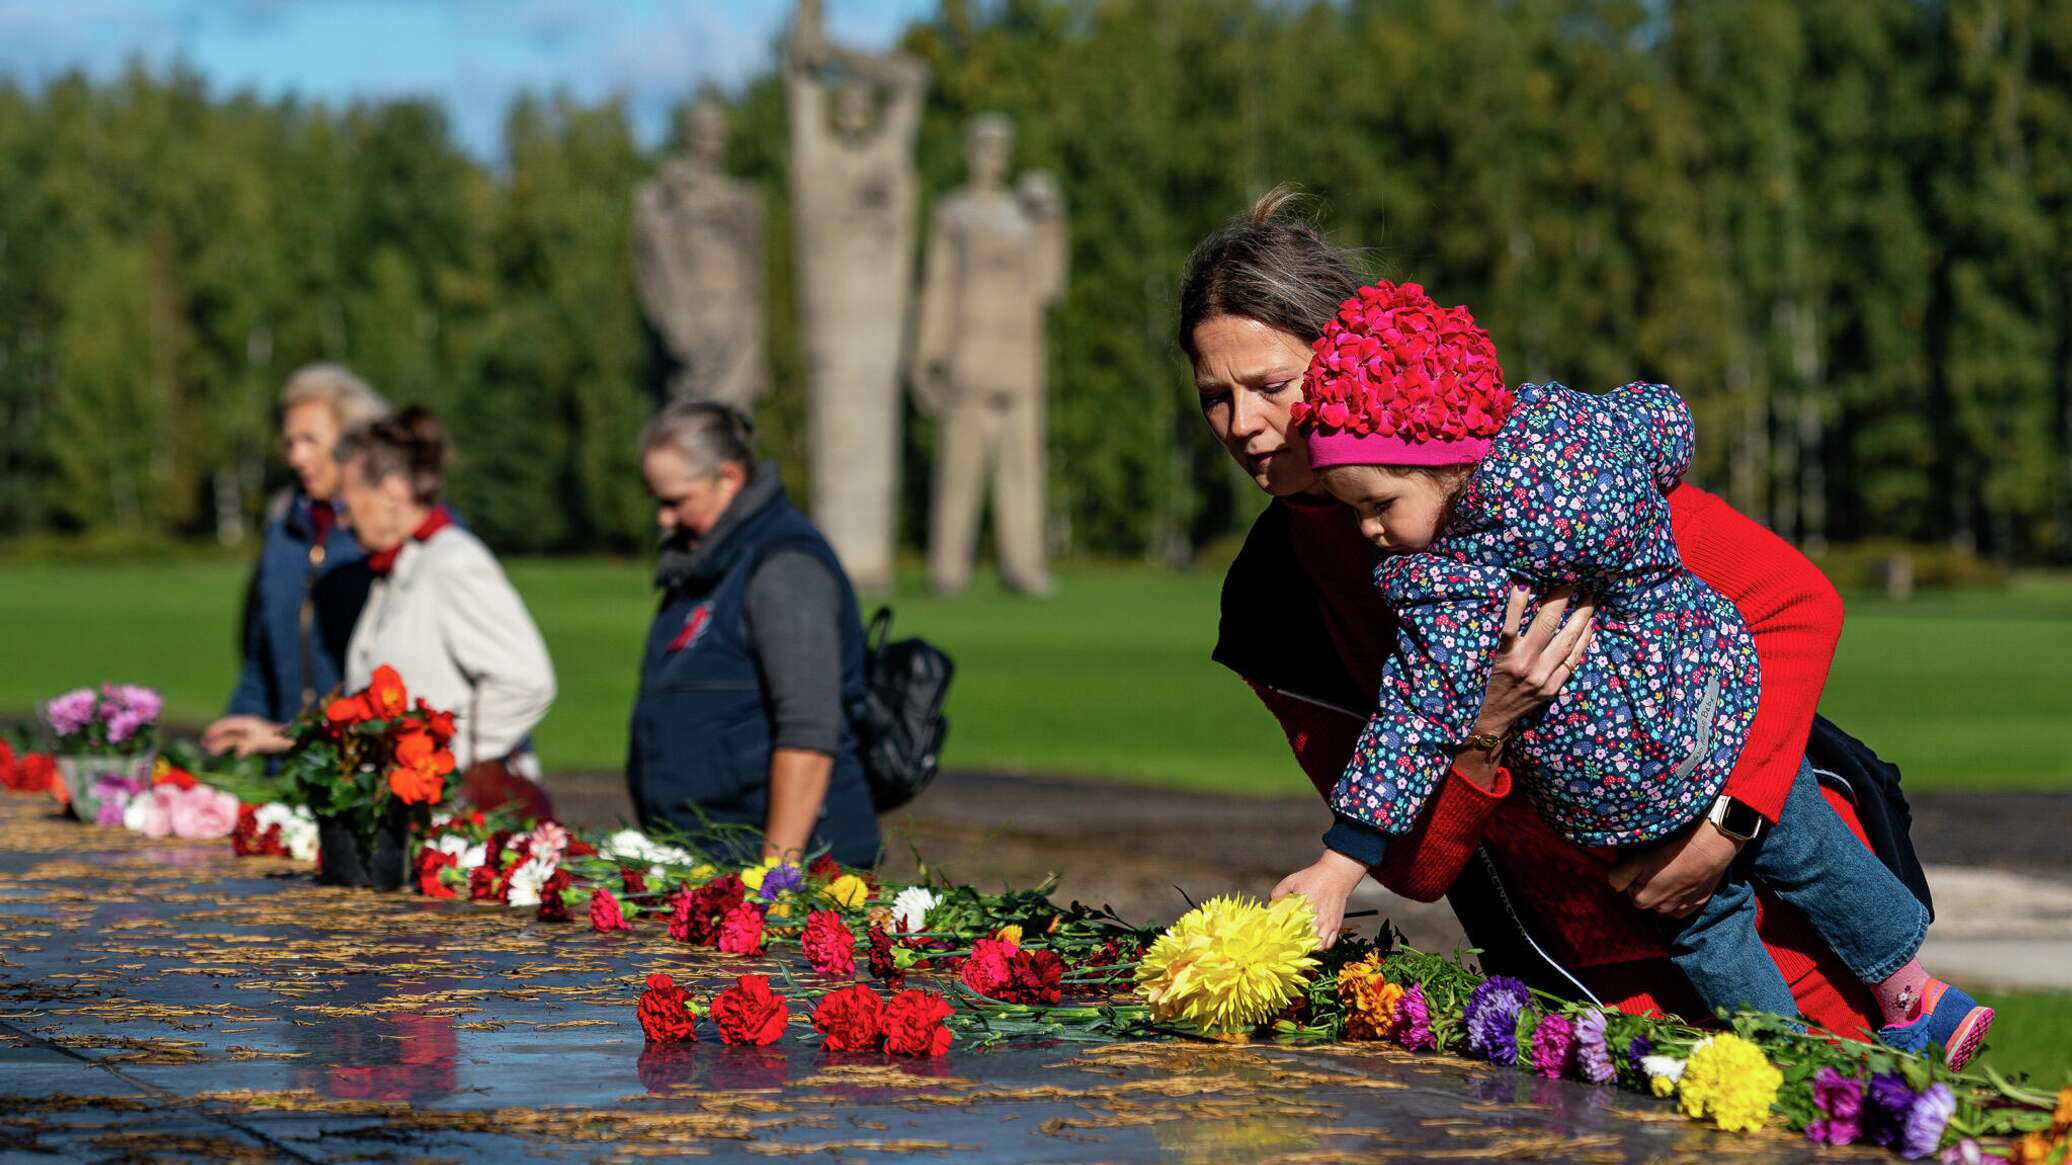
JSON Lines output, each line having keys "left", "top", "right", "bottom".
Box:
{"left": 333, "top": 406, "right": 558, "bottom": 816}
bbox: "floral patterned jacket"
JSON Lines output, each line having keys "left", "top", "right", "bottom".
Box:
{"left": 1330, "top": 381, "right": 1761, "bottom": 849}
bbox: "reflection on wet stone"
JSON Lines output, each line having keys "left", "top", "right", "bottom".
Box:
{"left": 0, "top": 799, "right": 1857, "bottom": 1162}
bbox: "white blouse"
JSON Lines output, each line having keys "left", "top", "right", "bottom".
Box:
{"left": 344, "top": 525, "right": 556, "bottom": 772}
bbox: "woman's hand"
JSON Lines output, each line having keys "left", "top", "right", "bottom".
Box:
{"left": 202, "top": 715, "right": 293, "bottom": 759}
{"left": 1457, "top": 585, "right": 1597, "bottom": 789}
{"left": 1271, "top": 849, "right": 1369, "bottom": 948}
{"left": 1608, "top": 824, "right": 1744, "bottom": 918}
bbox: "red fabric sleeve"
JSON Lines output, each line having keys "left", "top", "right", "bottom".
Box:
{"left": 1245, "top": 680, "right": 1512, "bottom": 902}
{"left": 1667, "top": 484, "right": 1845, "bottom": 823}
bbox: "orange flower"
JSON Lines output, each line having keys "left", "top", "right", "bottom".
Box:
{"left": 368, "top": 665, "right": 408, "bottom": 720}
{"left": 394, "top": 729, "right": 455, "bottom": 779}
{"left": 387, "top": 765, "right": 445, "bottom": 805}
{"left": 414, "top": 698, "right": 457, "bottom": 744}
{"left": 326, "top": 693, "right": 372, "bottom": 725}
{"left": 2054, "top": 1084, "right": 2071, "bottom": 1134}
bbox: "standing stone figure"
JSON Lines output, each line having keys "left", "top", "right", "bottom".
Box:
{"left": 632, "top": 99, "right": 768, "bottom": 411}
{"left": 911, "top": 116, "right": 1068, "bottom": 596}
{"left": 785, "top": 0, "right": 928, "bottom": 593}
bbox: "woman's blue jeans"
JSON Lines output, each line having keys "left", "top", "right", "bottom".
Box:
{"left": 1665, "top": 759, "right": 1929, "bottom": 1020}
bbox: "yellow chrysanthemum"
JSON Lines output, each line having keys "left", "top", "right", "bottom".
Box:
{"left": 739, "top": 857, "right": 780, "bottom": 892}
{"left": 1336, "top": 954, "right": 1403, "bottom": 1040}
{"left": 822, "top": 874, "right": 869, "bottom": 909}
{"left": 1676, "top": 1034, "right": 1782, "bottom": 1133}
{"left": 994, "top": 924, "right": 1024, "bottom": 946}
{"left": 1134, "top": 894, "right": 1319, "bottom": 1036}
{"left": 1650, "top": 1073, "right": 1678, "bottom": 1099}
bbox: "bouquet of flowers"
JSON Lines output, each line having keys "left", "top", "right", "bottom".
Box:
{"left": 279, "top": 665, "right": 457, "bottom": 889}
{"left": 42, "top": 683, "right": 163, "bottom": 822}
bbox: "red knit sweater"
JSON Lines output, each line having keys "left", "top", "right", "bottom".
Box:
{"left": 1254, "top": 483, "right": 1877, "bottom": 1037}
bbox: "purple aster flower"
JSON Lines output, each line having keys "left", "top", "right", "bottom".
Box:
{"left": 1806, "top": 1066, "right": 1865, "bottom": 1146}
{"left": 1396, "top": 982, "right": 1434, "bottom": 1051}
{"left": 1626, "top": 1033, "right": 1652, "bottom": 1079}
{"left": 1574, "top": 1009, "right": 1615, "bottom": 1085}
{"left": 1865, "top": 1071, "right": 1917, "bottom": 1149}
{"left": 45, "top": 689, "right": 98, "bottom": 737}
{"left": 1529, "top": 1013, "right": 1575, "bottom": 1079}
{"left": 1938, "top": 1138, "right": 1986, "bottom": 1165}
{"left": 1899, "top": 1083, "right": 1955, "bottom": 1160}
{"left": 1464, "top": 977, "right": 1530, "bottom": 1065}
{"left": 759, "top": 863, "right": 805, "bottom": 899}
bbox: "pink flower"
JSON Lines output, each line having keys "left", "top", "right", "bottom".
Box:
{"left": 526, "top": 821, "right": 570, "bottom": 865}
{"left": 589, "top": 888, "right": 632, "bottom": 933}
{"left": 122, "top": 787, "right": 174, "bottom": 836}
{"left": 718, "top": 901, "right": 766, "bottom": 955}
{"left": 165, "top": 785, "right": 240, "bottom": 839}
{"left": 44, "top": 689, "right": 97, "bottom": 737}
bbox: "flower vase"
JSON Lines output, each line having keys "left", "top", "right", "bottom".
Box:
{"left": 315, "top": 805, "right": 409, "bottom": 891}
{"left": 56, "top": 753, "right": 156, "bottom": 826}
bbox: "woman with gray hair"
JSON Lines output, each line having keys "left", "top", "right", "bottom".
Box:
{"left": 627, "top": 401, "right": 880, "bottom": 866}
{"left": 204, "top": 364, "right": 389, "bottom": 758}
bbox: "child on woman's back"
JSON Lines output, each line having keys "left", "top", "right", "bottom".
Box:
{"left": 1272, "top": 280, "right": 1990, "bottom": 1066}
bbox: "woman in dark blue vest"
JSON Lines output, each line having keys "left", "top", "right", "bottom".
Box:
{"left": 628, "top": 402, "right": 881, "bottom": 867}
{"left": 203, "top": 365, "right": 387, "bottom": 758}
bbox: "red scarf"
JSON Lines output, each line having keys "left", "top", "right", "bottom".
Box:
{"left": 308, "top": 499, "right": 336, "bottom": 546}
{"left": 365, "top": 505, "right": 453, "bottom": 577}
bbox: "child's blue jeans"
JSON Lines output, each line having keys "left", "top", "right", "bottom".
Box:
{"left": 1665, "top": 759, "right": 1929, "bottom": 1021}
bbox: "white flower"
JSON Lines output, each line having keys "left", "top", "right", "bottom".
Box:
{"left": 122, "top": 793, "right": 157, "bottom": 834}
{"left": 1641, "top": 1054, "right": 1687, "bottom": 1085}
{"left": 281, "top": 821, "right": 319, "bottom": 862}
{"left": 891, "top": 886, "right": 940, "bottom": 934}
{"left": 433, "top": 834, "right": 471, "bottom": 857}
{"left": 255, "top": 803, "right": 320, "bottom": 861}
{"left": 602, "top": 829, "right": 654, "bottom": 862}
{"left": 505, "top": 857, "right": 556, "bottom": 907}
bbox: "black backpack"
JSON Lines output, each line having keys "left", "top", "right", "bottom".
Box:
{"left": 853, "top": 607, "right": 953, "bottom": 811}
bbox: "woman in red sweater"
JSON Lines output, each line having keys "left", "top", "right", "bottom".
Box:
{"left": 1188, "top": 192, "right": 1893, "bottom": 1039}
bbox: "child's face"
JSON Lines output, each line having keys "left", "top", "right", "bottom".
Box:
{"left": 1320, "top": 465, "right": 1459, "bottom": 554}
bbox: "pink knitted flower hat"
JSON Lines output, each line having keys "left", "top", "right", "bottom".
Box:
{"left": 1290, "top": 280, "right": 1512, "bottom": 468}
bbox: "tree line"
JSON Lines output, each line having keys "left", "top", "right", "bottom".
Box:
{"left": 0, "top": 0, "right": 2065, "bottom": 563}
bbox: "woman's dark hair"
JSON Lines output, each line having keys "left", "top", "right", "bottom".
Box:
{"left": 336, "top": 405, "right": 450, "bottom": 505}
{"left": 639, "top": 400, "right": 757, "bottom": 481}
{"left": 1176, "top": 186, "right": 1366, "bottom": 360}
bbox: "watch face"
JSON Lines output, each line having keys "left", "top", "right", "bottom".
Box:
{"left": 1722, "top": 801, "right": 1763, "bottom": 837}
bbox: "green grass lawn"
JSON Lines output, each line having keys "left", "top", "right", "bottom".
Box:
{"left": 1978, "top": 991, "right": 2072, "bottom": 1088}
{"left": 2, "top": 560, "right": 2069, "bottom": 795}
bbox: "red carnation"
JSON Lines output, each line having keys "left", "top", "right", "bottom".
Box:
{"left": 590, "top": 888, "right": 632, "bottom": 933}
{"left": 467, "top": 863, "right": 501, "bottom": 902}
{"left": 811, "top": 983, "right": 884, "bottom": 1053}
{"left": 636, "top": 973, "right": 697, "bottom": 1044}
{"left": 801, "top": 910, "right": 858, "bottom": 978}
{"left": 717, "top": 901, "right": 767, "bottom": 955}
{"left": 416, "top": 848, "right": 459, "bottom": 899}
{"left": 666, "top": 885, "right": 697, "bottom": 943}
{"left": 882, "top": 989, "right": 954, "bottom": 1058}
{"left": 865, "top": 925, "right": 905, "bottom": 989}
{"left": 1001, "top": 949, "right": 1064, "bottom": 1006}
{"left": 958, "top": 937, "right": 1017, "bottom": 999}
{"left": 536, "top": 869, "right": 573, "bottom": 922}
{"left": 621, "top": 865, "right": 649, "bottom": 896}
{"left": 711, "top": 974, "right": 790, "bottom": 1047}
{"left": 808, "top": 853, "right": 841, "bottom": 879}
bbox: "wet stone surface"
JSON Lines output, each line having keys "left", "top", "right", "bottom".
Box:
{"left": 0, "top": 799, "right": 1875, "bottom": 1163}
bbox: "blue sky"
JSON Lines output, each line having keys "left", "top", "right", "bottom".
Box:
{"left": 0, "top": 0, "right": 937, "bottom": 159}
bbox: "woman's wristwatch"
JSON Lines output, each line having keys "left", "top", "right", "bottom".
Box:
{"left": 1459, "top": 730, "right": 1507, "bottom": 764}
{"left": 1706, "top": 795, "right": 1767, "bottom": 843}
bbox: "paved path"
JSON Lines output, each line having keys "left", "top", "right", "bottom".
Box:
{"left": 0, "top": 796, "right": 1882, "bottom": 1163}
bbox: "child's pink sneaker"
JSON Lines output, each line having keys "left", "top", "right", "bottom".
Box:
{"left": 1877, "top": 980, "right": 1994, "bottom": 1070}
